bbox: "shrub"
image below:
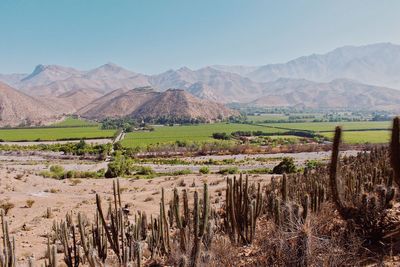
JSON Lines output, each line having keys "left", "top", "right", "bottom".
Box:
{"left": 199, "top": 166, "right": 210, "bottom": 174}
{"left": 70, "top": 179, "right": 82, "bottom": 186}
{"left": 172, "top": 169, "right": 192, "bottom": 176}
{"left": 305, "top": 159, "right": 322, "bottom": 170}
{"left": 212, "top": 132, "right": 231, "bottom": 140}
{"left": 50, "top": 165, "right": 64, "bottom": 174}
{"left": 105, "top": 152, "right": 133, "bottom": 178}
{"left": 218, "top": 167, "right": 239, "bottom": 175}
{"left": 135, "top": 166, "right": 155, "bottom": 175}
{"left": 26, "top": 199, "right": 35, "bottom": 208}
{"left": 0, "top": 200, "right": 15, "bottom": 215}
{"left": 272, "top": 157, "right": 296, "bottom": 174}
{"left": 247, "top": 168, "right": 271, "bottom": 174}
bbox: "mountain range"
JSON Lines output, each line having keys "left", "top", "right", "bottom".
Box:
{"left": 1, "top": 42, "right": 400, "bottom": 126}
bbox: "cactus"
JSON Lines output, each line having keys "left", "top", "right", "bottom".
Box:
{"left": 44, "top": 235, "right": 57, "bottom": 267}
{"left": 0, "top": 211, "right": 16, "bottom": 267}
{"left": 225, "top": 175, "right": 263, "bottom": 244}
{"left": 190, "top": 183, "right": 210, "bottom": 267}
{"left": 390, "top": 117, "right": 400, "bottom": 189}
{"left": 329, "top": 125, "right": 399, "bottom": 242}
{"left": 281, "top": 174, "right": 288, "bottom": 202}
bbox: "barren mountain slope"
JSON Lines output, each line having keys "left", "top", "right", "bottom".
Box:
{"left": 250, "top": 78, "right": 400, "bottom": 110}
{"left": 79, "top": 87, "right": 158, "bottom": 119}
{"left": 132, "top": 89, "right": 239, "bottom": 121}
{"left": 150, "top": 67, "right": 264, "bottom": 102}
{"left": 187, "top": 82, "right": 219, "bottom": 102}
{"left": 0, "top": 82, "right": 57, "bottom": 126}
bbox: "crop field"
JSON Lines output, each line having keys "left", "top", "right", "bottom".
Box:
{"left": 121, "top": 123, "right": 286, "bottom": 148}
{"left": 321, "top": 130, "right": 390, "bottom": 144}
{"left": 0, "top": 127, "right": 116, "bottom": 141}
{"left": 265, "top": 121, "right": 391, "bottom": 132}
{"left": 247, "top": 113, "right": 325, "bottom": 122}
{"left": 51, "top": 117, "right": 99, "bottom": 127}
{"left": 247, "top": 114, "right": 289, "bottom": 122}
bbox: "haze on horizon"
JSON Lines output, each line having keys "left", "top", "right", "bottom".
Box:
{"left": 1, "top": 0, "right": 400, "bottom": 74}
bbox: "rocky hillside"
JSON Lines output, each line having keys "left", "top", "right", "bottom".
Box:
{"left": 79, "top": 88, "right": 238, "bottom": 121}
{"left": 132, "top": 89, "right": 238, "bottom": 121}
{"left": 0, "top": 82, "right": 57, "bottom": 127}
{"left": 78, "top": 87, "right": 158, "bottom": 119}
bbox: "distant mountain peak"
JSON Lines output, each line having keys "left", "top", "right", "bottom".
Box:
{"left": 177, "top": 66, "right": 192, "bottom": 71}
{"left": 97, "top": 62, "right": 126, "bottom": 71}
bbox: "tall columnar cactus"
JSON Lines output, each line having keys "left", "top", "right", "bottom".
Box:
{"left": 225, "top": 175, "right": 263, "bottom": 244}
{"left": 0, "top": 211, "right": 16, "bottom": 267}
{"left": 173, "top": 188, "right": 187, "bottom": 252}
{"left": 78, "top": 213, "right": 97, "bottom": 267}
{"left": 60, "top": 220, "right": 80, "bottom": 267}
{"left": 160, "top": 188, "right": 170, "bottom": 254}
{"left": 281, "top": 174, "right": 288, "bottom": 202}
{"left": 390, "top": 117, "right": 400, "bottom": 189}
{"left": 45, "top": 238, "right": 57, "bottom": 267}
{"left": 329, "top": 126, "right": 360, "bottom": 220}
{"left": 190, "top": 183, "right": 210, "bottom": 267}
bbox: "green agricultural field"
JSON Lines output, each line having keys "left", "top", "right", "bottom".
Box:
{"left": 51, "top": 117, "right": 98, "bottom": 127}
{"left": 322, "top": 130, "right": 390, "bottom": 144}
{"left": 0, "top": 127, "right": 116, "bottom": 141}
{"left": 121, "top": 123, "right": 286, "bottom": 148}
{"left": 265, "top": 121, "right": 391, "bottom": 132}
{"left": 247, "top": 114, "right": 289, "bottom": 122}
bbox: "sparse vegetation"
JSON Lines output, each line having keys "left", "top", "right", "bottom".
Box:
{"left": 0, "top": 200, "right": 15, "bottom": 215}
{"left": 217, "top": 166, "right": 239, "bottom": 175}
{"left": 25, "top": 199, "right": 35, "bottom": 208}
{"left": 40, "top": 165, "right": 105, "bottom": 179}
{"left": 199, "top": 166, "right": 210, "bottom": 174}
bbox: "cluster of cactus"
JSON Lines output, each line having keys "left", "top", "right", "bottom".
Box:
{"left": 148, "top": 188, "right": 170, "bottom": 258}
{"left": 0, "top": 211, "right": 16, "bottom": 267}
{"left": 264, "top": 174, "right": 309, "bottom": 231}
{"left": 44, "top": 178, "right": 214, "bottom": 266}
{"left": 47, "top": 179, "right": 145, "bottom": 266}
{"left": 150, "top": 183, "right": 212, "bottom": 267}
{"left": 95, "top": 179, "right": 145, "bottom": 265}
{"left": 224, "top": 173, "right": 263, "bottom": 244}
{"left": 329, "top": 119, "right": 400, "bottom": 243}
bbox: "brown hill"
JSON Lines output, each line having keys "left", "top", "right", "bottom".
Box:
{"left": 79, "top": 88, "right": 238, "bottom": 121}
{"left": 79, "top": 87, "right": 158, "bottom": 119}
{"left": 77, "top": 88, "right": 129, "bottom": 116}
{"left": 131, "top": 89, "right": 238, "bottom": 121}
{"left": 0, "top": 82, "right": 57, "bottom": 127}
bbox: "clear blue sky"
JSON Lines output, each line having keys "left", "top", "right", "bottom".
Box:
{"left": 1, "top": 0, "right": 400, "bottom": 74}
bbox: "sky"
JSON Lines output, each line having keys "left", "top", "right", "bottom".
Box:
{"left": 1, "top": 0, "right": 400, "bottom": 74}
